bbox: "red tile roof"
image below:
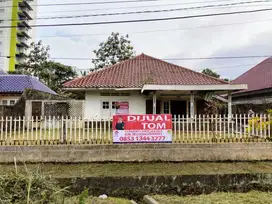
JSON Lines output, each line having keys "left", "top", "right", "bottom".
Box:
{"left": 64, "top": 53, "right": 228, "bottom": 88}
{"left": 232, "top": 57, "right": 272, "bottom": 94}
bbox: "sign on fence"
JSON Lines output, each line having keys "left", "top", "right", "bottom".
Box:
{"left": 112, "top": 114, "right": 172, "bottom": 143}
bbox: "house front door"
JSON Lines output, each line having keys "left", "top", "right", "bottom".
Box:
{"left": 171, "top": 100, "right": 187, "bottom": 116}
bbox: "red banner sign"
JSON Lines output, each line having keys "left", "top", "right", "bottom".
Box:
{"left": 113, "top": 114, "right": 172, "bottom": 143}
{"left": 116, "top": 101, "right": 129, "bottom": 114}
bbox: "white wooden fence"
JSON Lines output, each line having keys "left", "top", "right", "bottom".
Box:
{"left": 0, "top": 115, "right": 271, "bottom": 145}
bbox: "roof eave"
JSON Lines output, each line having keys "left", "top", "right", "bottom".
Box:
{"left": 141, "top": 84, "right": 248, "bottom": 93}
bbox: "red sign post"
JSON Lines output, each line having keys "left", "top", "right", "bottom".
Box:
{"left": 112, "top": 114, "right": 172, "bottom": 143}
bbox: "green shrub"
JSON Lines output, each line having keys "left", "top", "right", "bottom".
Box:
{"left": 247, "top": 110, "right": 272, "bottom": 137}
{"left": 0, "top": 167, "right": 67, "bottom": 204}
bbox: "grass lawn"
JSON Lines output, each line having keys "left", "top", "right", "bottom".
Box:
{"left": 0, "top": 162, "right": 272, "bottom": 177}
{"left": 65, "top": 196, "right": 132, "bottom": 204}
{"left": 153, "top": 191, "right": 272, "bottom": 204}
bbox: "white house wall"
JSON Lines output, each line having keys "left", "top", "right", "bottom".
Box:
{"left": 84, "top": 91, "right": 146, "bottom": 119}
{"left": 0, "top": 95, "right": 21, "bottom": 105}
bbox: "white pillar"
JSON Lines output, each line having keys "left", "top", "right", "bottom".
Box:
{"left": 228, "top": 91, "right": 232, "bottom": 119}
{"left": 41, "top": 101, "right": 45, "bottom": 117}
{"left": 25, "top": 100, "right": 32, "bottom": 119}
{"left": 153, "top": 92, "right": 157, "bottom": 114}
{"left": 190, "top": 92, "right": 195, "bottom": 118}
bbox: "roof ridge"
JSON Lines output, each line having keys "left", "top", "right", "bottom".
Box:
{"left": 232, "top": 57, "right": 272, "bottom": 82}
{"left": 141, "top": 53, "right": 229, "bottom": 84}
{"left": 27, "top": 75, "right": 35, "bottom": 89}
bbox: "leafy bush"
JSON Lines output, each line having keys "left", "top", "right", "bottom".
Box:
{"left": 246, "top": 110, "right": 272, "bottom": 137}
{"left": 0, "top": 166, "right": 67, "bottom": 204}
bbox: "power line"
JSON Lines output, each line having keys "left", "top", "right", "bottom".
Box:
{"left": 1, "top": 18, "right": 271, "bottom": 40}
{"left": 1, "top": 55, "right": 270, "bottom": 61}
{"left": 38, "top": 1, "right": 269, "bottom": 14}
{"left": 1, "top": 8, "right": 272, "bottom": 29}
{"left": 0, "top": 0, "right": 160, "bottom": 8}
{"left": 195, "top": 63, "right": 260, "bottom": 71}
{"left": 37, "top": 2, "right": 212, "bottom": 14}
{"left": 3, "top": 0, "right": 271, "bottom": 21}
{"left": 74, "top": 63, "right": 261, "bottom": 71}
{"left": 51, "top": 55, "right": 272, "bottom": 61}
{"left": 1, "top": 0, "right": 239, "bottom": 8}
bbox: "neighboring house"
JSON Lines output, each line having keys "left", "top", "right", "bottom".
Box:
{"left": 232, "top": 57, "right": 272, "bottom": 113}
{"left": 64, "top": 54, "right": 247, "bottom": 119}
{"left": 0, "top": 74, "right": 56, "bottom": 106}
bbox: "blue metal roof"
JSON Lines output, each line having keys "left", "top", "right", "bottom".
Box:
{"left": 0, "top": 75, "right": 56, "bottom": 95}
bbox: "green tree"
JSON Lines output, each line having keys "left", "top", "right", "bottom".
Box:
{"left": 12, "top": 41, "right": 50, "bottom": 76}
{"left": 202, "top": 68, "right": 220, "bottom": 78}
{"left": 80, "top": 70, "right": 89, "bottom": 76}
{"left": 223, "top": 78, "right": 230, "bottom": 82}
{"left": 202, "top": 68, "right": 230, "bottom": 82}
{"left": 92, "top": 32, "right": 135, "bottom": 70}
{"left": 11, "top": 41, "right": 77, "bottom": 93}
{"left": 43, "top": 61, "right": 77, "bottom": 93}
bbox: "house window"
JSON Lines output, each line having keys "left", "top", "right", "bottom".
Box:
{"left": 163, "top": 101, "right": 170, "bottom": 114}
{"left": 10, "top": 100, "right": 16, "bottom": 106}
{"left": 2, "top": 100, "right": 8, "bottom": 105}
{"left": 102, "top": 101, "right": 109, "bottom": 109}
{"left": 112, "top": 101, "right": 116, "bottom": 109}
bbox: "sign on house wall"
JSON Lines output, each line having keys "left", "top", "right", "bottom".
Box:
{"left": 115, "top": 101, "right": 129, "bottom": 115}
{"left": 112, "top": 114, "right": 172, "bottom": 143}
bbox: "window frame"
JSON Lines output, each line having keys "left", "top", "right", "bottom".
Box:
{"left": 102, "top": 101, "right": 110, "bottom": 110}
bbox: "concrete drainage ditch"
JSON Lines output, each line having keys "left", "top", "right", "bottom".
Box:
{"left": 57, "top": 173, "right": 272, "bottom": 202}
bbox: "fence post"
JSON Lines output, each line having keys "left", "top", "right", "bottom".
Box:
{"left": 264, "top": 114, "right": 267, "bottom": 140}
{"left": 219, "top": 114, "right": 222, "bottom": 140}
{"left": 194, "top": 115, "right": 197, "bottom": 142}
{"left": 215, "top": 114, "right": 218, "bottom": 137}
{"left": 108, "top": 118, "right": 111, "bottom": 144}
{"left": 62, "top": 116, "right": 67, "bottom": 143}
{"left": 260, "top": 114, "right": 263, "bottom": 139}
{"left": 207, "top": 115, "right": 210, "bottom": 142}
{"left": 18, "top": 116, "right": 21, "bottom": 142}
{"left": 178, "top": 115, "right": 181, "bottom": 142}
{"left": 252, "top": 114, "right": 255, "bottom": 137}
{"left": 39, "top": 116, "right": 43, "bottom": 141}
{"left": 235, "top": 114, "right": 238, "bottom": 141}
{"left": 223, "top": 114, "right": 226, "bottom": 141}
{"left": 182, "top": 115, "right": 185, "bottom": 143}
{"left": 203, "top": 115, "right": 205, "bottom": 140}
{"left": 186, "top": 114, "right": 189, "bottom": 142}
{"left": 35, "top": 116, "right": 38, "bottom": 141}
{"left": 268, "top": 114, "right": 271, "bottom": 140}
{"left": 9, "top": 116, "right": 12, "bottom": 142}
{"left": 0, "top": 116, "right": 3, "bottom": 142}
{"left": 198, "top": 114, "right": 201, "bottom": 143}
{"left": 243, "top": 114, "right": 246, "bottom": 140}
{"left": 174, "top": 115, "right": 177, "bottom": 143}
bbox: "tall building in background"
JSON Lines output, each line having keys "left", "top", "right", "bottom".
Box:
{"left": 0, "top": 0, "right": 37, "bottom": 72}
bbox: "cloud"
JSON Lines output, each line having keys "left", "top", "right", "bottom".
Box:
{"left": 34, "top": 0, "right": 272, "bottom": 77}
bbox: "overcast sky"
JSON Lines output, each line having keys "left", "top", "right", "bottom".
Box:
{"left": 36, "top": 0, "right": 272, "bottom": 80}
